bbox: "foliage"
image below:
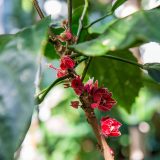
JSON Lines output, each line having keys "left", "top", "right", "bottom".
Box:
{"left": 0, "top": 17, "right": 50, "bottom": 159}
{"left": 72, "top": 9, "right": 160, "bottom": 56}
{"left": 87, "top": 51, "right": 143, "bottom": 112}
{"left": 0, "top": 0, "right": 160, "bottom": 160}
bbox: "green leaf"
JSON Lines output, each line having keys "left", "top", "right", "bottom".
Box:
{"left": 0, "top": 16, "right": 51, "bottom": 54}
{"left": 143, "top": 63, "right": 160, "bottom": 83}
{"left": 72, "top": 9, "right": 160, "bottom": 56}
{"left": 0, "top": 16, "right": 50, "bottom": 160}
{"left": 112, "top": 0, "right": 127, "bottom": 12}
{"left": 43, "top": 42, "right": 59, "bottom": 59}
{"left": 88, "top": 15, "right": 117, "bottom": 34}
{"left": 50, "top": 27, "right": 64, "bottom": 35}
{"left": 88, "top": 51, "right": 143, "bottom": 112}
{"left": 44, "top": 26, "right": 63, "bottom": 60}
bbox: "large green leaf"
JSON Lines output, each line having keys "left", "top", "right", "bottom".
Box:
{"left": 88, "top": 15, "right": 117, "bottom": 34}
{"left": 0, "top": 17, "right": 50, "bottom": 160}
{"left": 87, "top": 51, "right": 143, "bottom": 112}
{"left": 43, "top": 42, "right": 59, "bottom": 60}
{"left": 72, "top": 9, "right": 160, "bottom": 56}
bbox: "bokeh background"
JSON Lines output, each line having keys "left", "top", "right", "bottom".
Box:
{"left": 1, "top": 0, "right": 160, "bottom": 160}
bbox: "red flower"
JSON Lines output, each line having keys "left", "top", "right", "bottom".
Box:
{"left": 101, "top": 116, "right": 121, "bottom": 137}
{"left": 48, "top": 64, "right": 67, "bottom": 78}
{"left": 71, "top": 76, "right": 84, "bottom": 95}
{"left": 91, "top": 88, "right": 116, "bottom": 112}
{"left": 58, "top": 30, "right": 73, "bottom": 42}
{"left": 84, "top": 78, "right": 98, "bottom": 94}
{"left": 57, "top": 69, "right": 67, "bottom": 78}
{"left": 60, "top": 56, "right": 75, "bottom": 70}
{"left": 71, "top": 101, "right": 79, "bottom": 109}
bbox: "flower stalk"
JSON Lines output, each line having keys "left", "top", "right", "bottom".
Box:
{"left": 80, "top": 96, "right": 114, "bottom": 160}
{"left": 32, "top": 1, "right": 122, "bottom": 159}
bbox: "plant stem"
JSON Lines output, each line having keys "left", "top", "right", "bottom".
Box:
{"left": 67, "top": 0, "right": 72, "bottom": 31}
{"left": 32, "top": 0, "right": 45, "bottom": 19}
{"left": 81, "top": 57, "right": 92, "bottom": 81}
{"left": 80, "top": 56, "right": 113, "bottom": 159}
{"left": 76, "top": 0, "right": 89, "bottom": 42}
{"left": 84, "top": 12, "right": 112, "bottom": 29}
{"left": 80, "top": 98, "right": 114, "bottom": 160}
{"left": 35, "top": 75, "right": 70, "bottom": 104}
{"left": 102, "top": 55, "right": 143, "bottom": 68}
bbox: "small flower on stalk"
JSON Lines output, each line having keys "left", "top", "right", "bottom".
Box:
{"left": 60, "top": 56, "right": 75, "bottom": 70}
{"left": 57, "top": 69, "right": 67, "bottom": 78}
{"left": 101, "top": 116, "right": 121, "bottom": 137}
{"left": 48, "top": 64, "right": 67, "bottom": 78}
{"left": 71, "top": 101, "right": 79, "bottom": 109}
{"left": 91, "top": 88, "right": 116, "bottom": 112}
{"left": 58, "top": 29, "right": 73, "bottom": 42}
{"left": 71, "top": 76, "right": 84, "bottom": 95}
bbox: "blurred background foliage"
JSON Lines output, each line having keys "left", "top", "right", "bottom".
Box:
{"left": 0, "top": 0, "right": 160, "bottom": 160}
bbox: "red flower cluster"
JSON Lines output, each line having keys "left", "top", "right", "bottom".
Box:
{"left": 101, "top": 116, "right": 122, "bottom": 137}
{"left": 71, "top": 77, "right": 116, "bottom": 112}
{"left": 70, "top": 77, "right": 121, "bottom": 137}
{"left": 91, "top": 88, "right": 116, "bottom": 112}
{"left": 60, "top": 55, "right": 75, "bottom": 70}
{"left": 49, "top": 56, "right": 75, "bottom": 78}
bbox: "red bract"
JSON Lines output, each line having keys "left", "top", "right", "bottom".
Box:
{"left": 101, "top": 116, "right": 121, "bottom": 137}
{"left": 71, "top": 101, "right": 79, "bottom": 109}
{"left": 71, "top": 76, "right": 84, "bottom": 95}
{"left": 60, "top": 56, "right": 75, "bottom": 70}
{"left": 91, "top": 88, "right": 116, "bottom": 112}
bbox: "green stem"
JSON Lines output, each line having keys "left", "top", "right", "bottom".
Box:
{"left": 67, "top": 0, "right": 72, "bottom": 31}
{"left": 76, "top": 0, "right": 89, "bottom": 42}
{"left": 102, "top": 55, "right": 143, "bottom": 68}
{"left": 81, "top": 57, "right": 92, "bottom": 81}
{"left": 35, "top": 75, "right": 70, "bottom": 104}
{"left": 84, "top": 12, "right": 112, "bottom": 29}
